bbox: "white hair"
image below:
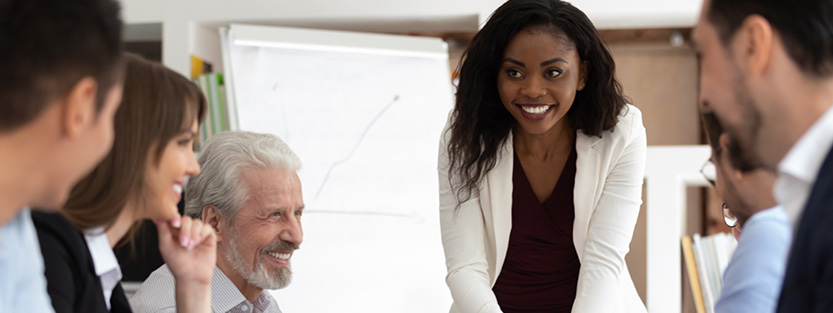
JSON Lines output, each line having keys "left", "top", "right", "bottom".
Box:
{"left": 185, "top": 131, "right": 301, "bottom": 221}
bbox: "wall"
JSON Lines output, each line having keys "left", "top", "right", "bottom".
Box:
{"left": 611, "top": 39, "right": 701, "bottom": 310}
{"left": 120, "top": 0, "right": 703, "bottom": 28}
{"left": 118, "top": 0, "right": 705, "bottom": 76}
{"left": 120, "top": 0, "right": 162, "bottom": 23}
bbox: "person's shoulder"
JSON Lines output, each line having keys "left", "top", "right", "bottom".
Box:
{"left": 31, "top": 212, "right": 90, "bottom": 292}
{"left": 31, "top": 211, "right": 86, "bottom": 253}
{"left": 737, "top": 207, "right": 792, "bottom": 256}
{"left": 31, "top": 211, "right": 74, "bottom": 233}
{"left": 0, "top": 209, "right": 44, "bottom": 275}
{"left": 593, "top": 104, "right": 644, "bottom": 144}
{"left": 613, "top": 104, "right": 643, "bottom": 133}
{"left": 0, "top": 209, "right": 35, "bottom": 242}
{"left": 140, "top": 264, "right": 177, "bottom": 288}
{"left": 750, "top": 206, "right": 790, "bottom": 229}
{"left": 130, "top": 265, "right": 179, "bottom": 313}
{"left": 131, "top": 264, "right": 177, "bottom": 307}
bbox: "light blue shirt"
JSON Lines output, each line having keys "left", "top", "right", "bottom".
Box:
{"left": 0, "top": 209, "right": 55, "bottom": 313}
{"left": 715, "top": 206, "right": 791, "bottom": 313}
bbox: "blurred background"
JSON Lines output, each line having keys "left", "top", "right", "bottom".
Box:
{"left": 116, "top": 1, "right": 721, "bottom": 312}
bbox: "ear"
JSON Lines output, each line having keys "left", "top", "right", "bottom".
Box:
{"left": 577, "top": 60, "right": 589, "bottom": 91}
{"left": 735, "top": 14, "right": 773, "bottom": 77}
{"left": 718, "top": 133, "right": 731, "bottom": 152}
{"left": 61, "top": 77, "right": 98, "bottom": 139}
{"left": 201, "top": 204, "right": 223, "bottom": 241}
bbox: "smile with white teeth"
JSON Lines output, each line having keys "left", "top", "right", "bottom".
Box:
{"left": 172, "top": 184, "right": 183, "bottom": 195}
{"left": 267, "top": 251, "right": 291, "bottom": 260}
{"left": 520, "top": 105, "right": 552, "bottom": 115}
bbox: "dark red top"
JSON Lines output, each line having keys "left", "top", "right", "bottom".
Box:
{"left": 492, "top": 146, "right": 580, "bottom": 313}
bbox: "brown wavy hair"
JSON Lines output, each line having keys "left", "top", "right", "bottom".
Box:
{"left": 447, "top": 0, "right": 628, "bottom": 203}
{"left": 61, "top": 53, "right": 206, "bottom": 246}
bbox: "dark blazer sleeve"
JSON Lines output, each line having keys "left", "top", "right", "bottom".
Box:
{"left": 777, "top": 147, "right": 833, "bottom": 313}
{"left": 110, "top": 283, "right": 132, "bottom": 313}
{"left": 32, "top": 212, "right": 114, "bottom": 313}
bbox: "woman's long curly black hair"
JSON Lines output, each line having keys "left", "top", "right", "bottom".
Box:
{"left": 447, "top": 0, "right": 628, "bottom": 203}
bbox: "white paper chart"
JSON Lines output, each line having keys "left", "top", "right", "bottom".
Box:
{"left": 225, "top": 26, "right": 455, "bottom": 313}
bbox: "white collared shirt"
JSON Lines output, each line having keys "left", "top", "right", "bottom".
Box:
{"left": 775, "top": 104, "right": 833, "bottom": 226}
{"left": 84, "top": 227, "right": 122, "bottom": 310}
{"left": 130, "top": 265, "right": 282, "bottom": 313}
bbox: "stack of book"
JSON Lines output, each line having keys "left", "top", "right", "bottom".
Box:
{"left": 681, "top": 232, "right": 737, "bottom": 313}
{"left": 191, "top": 55, "right": 213, "bottom": 80}
{"left": 194, "top": 72, "right": 229, "bottom": 148}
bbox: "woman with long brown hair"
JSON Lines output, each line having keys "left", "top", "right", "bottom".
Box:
{"left": 32, "top": 53, "right": 215, "bottom": 313}
{"left": 438, "top": 0, "right": 647, "bottom": 312}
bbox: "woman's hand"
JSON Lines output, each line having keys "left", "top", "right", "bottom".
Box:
{"left": 155, "top": 215, "right": 217, "bottom": 283}
{"left": 154, "top": 216, "right": 216, "bottom": 313}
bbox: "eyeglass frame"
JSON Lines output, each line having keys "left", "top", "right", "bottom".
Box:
{"left": 700, "top": 159, "right": 717, "bottom": 187}
{"left": 700, "top": 159, "right": 739, "bottom": 228}
{"left": 722, "top": 202, "right": 738, "bottom": 228}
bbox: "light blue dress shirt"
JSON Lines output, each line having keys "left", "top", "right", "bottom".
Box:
{"left": 0, "top": 209, "right": 55, "bottom": 313}
{"left": 715, "top": 206, "right": 791, "bottom": 313}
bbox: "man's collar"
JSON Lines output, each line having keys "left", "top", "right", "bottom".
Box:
{"left": 212, "top": 266, "right": 278, "bottom": 312}
{"left": 211, "top": 266, "right": 251, "bottom": 312}
{"left": 778, "top": 104, "right": 833, "bottom": 184}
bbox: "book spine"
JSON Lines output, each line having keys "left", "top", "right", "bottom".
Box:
{"left": 682, "top": 236, "right": 707, "bottom": 313}
{"left": 199, "top": 75, "right": 213, "bottom": 139}
{"left": 692, "top": 234, "right": 715, "bottom": 313}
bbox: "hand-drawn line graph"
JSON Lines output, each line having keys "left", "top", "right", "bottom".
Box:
{"left": 227, "top": 37, "right": 454, "bottom": 313}
{"left": 313, "top": 94, "right": 400, "bottom": 202}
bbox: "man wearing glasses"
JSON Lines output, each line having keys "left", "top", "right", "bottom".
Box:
{"left": 700, "top": 112, "right": 791, "bottom": 313}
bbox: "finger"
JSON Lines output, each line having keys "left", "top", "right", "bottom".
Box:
{"left": 189, "top": 219, "right": 205, "bottom": 245}
{"left": 179, "top": 216, "right": 194, "bottom": 249}
{"left": 194, "top": 220, "right": 216, "bottom": 246}
{"left": 154, "top": 219, "right": 174, "bottom": 252}
{"left": 190, "top": 220, "right": 204, "bottom": 244}
{"left": 171, "top": 215, "right": 182, "bottom": 228}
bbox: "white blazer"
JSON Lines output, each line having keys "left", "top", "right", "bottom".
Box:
{"left": 438, "top": 104, "right": 647, "bottom": 313}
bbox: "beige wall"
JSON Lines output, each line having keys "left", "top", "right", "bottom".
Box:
{"left": 611, "top": 44, "right": 700, "bottom": 146}
{"left": 607, "top": 31, "right": 709, "bottom": 313}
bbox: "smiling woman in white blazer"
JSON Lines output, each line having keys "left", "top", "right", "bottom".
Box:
{"left": 438, "top": 1, "right": 647, "bottom": 312}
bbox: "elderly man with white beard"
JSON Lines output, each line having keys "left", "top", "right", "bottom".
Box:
{"left": 131, "top": 131, "right": 304, "bottom": 313}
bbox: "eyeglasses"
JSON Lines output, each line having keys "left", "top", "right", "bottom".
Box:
{"left": 700, "top": 159, "right": 717, "bottom": 187}
{"left": 701, "top": 159, "right": 738, "bottom": 228}
{"left": 723, "top": 202, "right": 738, "bottom": 228}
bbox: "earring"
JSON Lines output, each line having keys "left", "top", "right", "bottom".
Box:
{"left": 578, "top": 83, "right": 585, "bottom": 91}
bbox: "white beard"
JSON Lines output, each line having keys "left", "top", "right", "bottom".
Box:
{"left": 224, "top": 230, "right": 293, "bottom": 290}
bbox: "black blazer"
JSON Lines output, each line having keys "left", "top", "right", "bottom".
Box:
{"left": 115, "top": 195, "right": 185, "bottom": 282}
{"left": 31, "top": 212, "right": 131, "bottom": 313}
{"left": 777, "top": 146, "right": 833, "bottom": 313}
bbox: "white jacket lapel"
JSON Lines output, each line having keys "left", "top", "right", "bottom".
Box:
{"left": 573, "top": 132, "right": 603, "bottom": 260}
{"left": 484, "top": 130, "right": 604, "bottom": 280}
{"left": 484, "top": 135, "right": 514, "bottom": 284}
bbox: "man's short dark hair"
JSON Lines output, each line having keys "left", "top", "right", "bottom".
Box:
{"left": 707, "top": 0, "right": 833, "bottom": 77}
{"left": 0, "top": 0, "right": 124, "bottom": 132}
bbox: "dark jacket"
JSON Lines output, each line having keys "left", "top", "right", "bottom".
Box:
{"left": 777, "top": 146, "right": 833, "bottom": 313}
{"left": 31, "top": 212, "right": 131, "bottom": 313}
